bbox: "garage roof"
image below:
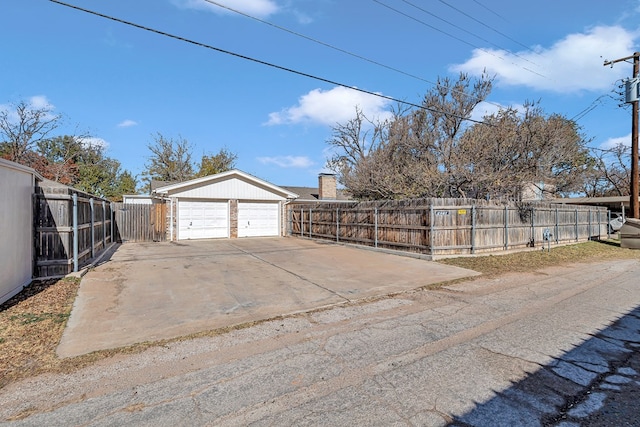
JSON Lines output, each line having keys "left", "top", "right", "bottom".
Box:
{"left": 153, "top": 169, "right": 299, "bottom": 200}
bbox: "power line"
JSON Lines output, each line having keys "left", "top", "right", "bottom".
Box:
{"left": 436, "top": 0, "right": 538, "bottom": 55}
{"left": 203, "top": 0, "right": 504, "bottom": 109}
{"left": 372, "top": 0, "right": 547, "bottom": 79}
{"left": 201, "top": 2, "right": 442, "bottom": 92}
{"left": 397, "top": 0, "right": 539, "bottom": 69}
{"left": 470, "top": 0, "right": 509, "bottom": 22}
{"left": 49, "top": 0, "right": 492, "bottom": 126}
{"left": 570, "top": 95, "right": 612, "bottom": 122}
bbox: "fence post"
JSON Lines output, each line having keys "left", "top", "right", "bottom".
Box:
{"left": 471, "top": 205, "right": 476, "bottom": 254}
{"left": 429, "top": 205, "right": 434, "bottom": 255}
{"left": 531, "top": 207, "right": 535, "bottom": 246}
{"left": 588, "top": 208, "right": 592, "bottom": 241}
{"left": 300, "top": 208, "right": 303, "bottom": 236}
{"left": 110, "top": 202, "right": 114, "bottom": 244}
{"left": 102, "top": 201, "right": 106, "bottom": 248}
{"left": 309, "top": 208, "right": 312, "bottom": 238}
{"left": 90, "top": 198, "right": 95, "bottom": 259}
{"left": 608, "top": 210, "right": 611, "bottom": 240}
{"left": 374, "top": 207, "right": 379, "bottom": 248}
{"left": 336, "top": 207, "right": 340, "bottom": 242}
{"left": 575, "top": 209, "right": 579, "bottom": 241}
{"left": 555, "top": 206, "right": 559, "bottom": 244}
{"left": 503, "top": 205, "right": 508, "bottom": 250}
{"left": 72, "top": 193, "right": 78, "bottom": 273}
{"left": 286, "top": 205, "right": 291, "bottom": 236}
{"left": 598, "top": 209, "right": 601, "bottom": 240}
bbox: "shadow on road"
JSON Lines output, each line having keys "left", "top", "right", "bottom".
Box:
{"left": 448, "top": 306, "right": 640, "bottom": 426}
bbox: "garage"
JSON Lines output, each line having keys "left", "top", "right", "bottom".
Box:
{"left": 238, "top": 202, "right": 279, "bottom": 237}
{"left": 153, "top": 169, "right": 299, "bottom": 241}
{"left": 178, "top": 200, "right": 229, "bottom": 240}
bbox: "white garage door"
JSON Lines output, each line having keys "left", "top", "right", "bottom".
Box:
{"left": 178, "top": 201, "right": 229, "bottom": 240}
{"left": 238, "top": 202, "right": 280, "bottom": 237}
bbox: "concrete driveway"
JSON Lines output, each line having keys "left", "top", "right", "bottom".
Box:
{"left": 58, "top": 238, "right": 478, "bottom": 357}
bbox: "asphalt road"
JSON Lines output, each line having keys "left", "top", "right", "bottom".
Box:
{"left": 1, "top": 258, "right": 639, "bottom": 426}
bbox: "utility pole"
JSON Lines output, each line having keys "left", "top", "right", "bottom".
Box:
{"left": 604, "top": 52, "right": 639, "bottom": 219}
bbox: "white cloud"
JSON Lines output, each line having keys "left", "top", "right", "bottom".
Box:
{"left": 266, "top": 86, "right": 393, "bottom": 126}
{"left": 117, "top": 119, "right": 138, "bottom": 128}
{"left": 469, "top": 101, "right": 504, "bottom": 122}
{"left": 172, "top": 0, "right": 279, "bottom": 18}
{"left": 80, "top": 137, "right": 110, "bottom": 150}
{"left": 452, "top": 26, "right": 638, "bottom": 93}
{"left": 0, "top": 95, "right": 57, "bottom": 122}
{"left": 468, "top": 101, "right": 528, "bottom": 122}
{"left": 600, "top": 133, "right": 631, "bottom": 149}
{"left": 28, "top": 95, "right": 55, "bottom": 110}
{"left": 257, "top": 155, "right": 314, "bottom": 168}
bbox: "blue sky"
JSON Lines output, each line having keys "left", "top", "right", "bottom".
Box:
{"left": 2, "top": 0, "right": 640, "bottom": 189}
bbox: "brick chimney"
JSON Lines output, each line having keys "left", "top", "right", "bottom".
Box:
{"left": 318, "top": 173, "right": 337, "bottom": 200}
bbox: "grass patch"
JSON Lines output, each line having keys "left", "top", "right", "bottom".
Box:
{"left": 0, "top": 277, "right": 81, "bottom": 388}
{"left": 438, "top": 240, "right": 640, "bottom": 277}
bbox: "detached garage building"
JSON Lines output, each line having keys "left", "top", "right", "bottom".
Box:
{"left": 153, "top": 170, "right": 298, "bottom": 240}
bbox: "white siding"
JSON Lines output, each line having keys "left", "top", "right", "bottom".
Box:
{"left": 168, "top": 177, "right": 287, "bottom": 201}
{"left": 0, "top": 160, "right": 36, "bottom": 304}
{"left": 122, "top": 195, "right": 153, "bottom": 205}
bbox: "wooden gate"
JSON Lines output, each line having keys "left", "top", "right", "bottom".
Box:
{"left": 113, "top": 202, "right": 167, "bottom": 242}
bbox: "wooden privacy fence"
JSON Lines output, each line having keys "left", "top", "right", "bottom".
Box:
{"left": 113, "top": 202, "right": 167, "bottom": 243}
{"left": 288, "top": 199, "right": 609, "bottom": 256}
{"left": 34, "top": 187, "right": 114, "bottom": 278}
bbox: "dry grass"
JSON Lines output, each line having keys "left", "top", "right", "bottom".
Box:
{"left": 438, "top": 240, "right": 640, "bottom": 277}
{"left": 1, "top": 239, "right": 639, "bottom": 389}
{"left": 0, "top": 278, "right": 81, "bottom": 388}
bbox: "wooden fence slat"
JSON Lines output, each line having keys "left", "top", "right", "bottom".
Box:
{"left": 287, "top": 200, "right": 608, "bottom": 256}
{"left": 113, "top": 203, "right": 167, "bottom": 243}
{"left": 34, "top": 190, "right": 114, "bottom": 278}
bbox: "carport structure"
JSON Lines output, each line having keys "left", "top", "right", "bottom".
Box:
{"left": 153, "top": 170, "right": 298, "bottom": 240}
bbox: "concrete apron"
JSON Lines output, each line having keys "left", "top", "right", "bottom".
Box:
{"left": 57, "top": 238, "right": 478, "bottom": 358}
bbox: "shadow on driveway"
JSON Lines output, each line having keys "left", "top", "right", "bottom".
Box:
{"left": 448, "top": 305, "right": 640, "bottom": 426}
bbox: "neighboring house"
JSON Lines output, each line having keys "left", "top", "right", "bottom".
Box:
{"left": 283, "top": 173, "right": 352, "bottom": 204}
{"left": 521, "top": 181, "right": 557, "bottom": 201}
{"left": 0, "top": 158, "right": 42, "bottom": 304}
{"left": 152, "top": 169, "right": 298, "bottom": 240}
{"left": 122, "top": 194, "right": 154, "bottom": 204}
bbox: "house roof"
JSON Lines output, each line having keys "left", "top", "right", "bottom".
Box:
{"left": 150, "top": 179, "right": 177, "bottom": 192}
{"left": 153, "top": 169, "right": 299, "bottom": 199}
{"left": 550, "top": 196, "right": 638, "bottom": 211}
{"left": 280, "top": 186, "right": 352, "bottom": 202}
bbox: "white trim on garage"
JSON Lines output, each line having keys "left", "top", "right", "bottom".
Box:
{"left": 154, "top": 169, "right": 299, "bottom": 200}
{"left": 153, "top": 170, "right": 299, "bottom": 240}
{"left": 238, "top": 201, "right": 280, "bottom": 237}
{"left": 178, "top": 200, "right": 229, "bottom": 240}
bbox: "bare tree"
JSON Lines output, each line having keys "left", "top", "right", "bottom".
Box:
{"left": 0, "top": 100, "right": 62, "bottom": 164}
{"left": 327, "top": 73, "right": 596, "bottom": 201}
{"left": 326, "top": 105, "right": 411, "bottom": 199}
{"left": 326, "top": 107, "right": 386, "bottom": 171}
{"left": 457, "top": 102, "right": 592, "bottom": 200}
{"left": 581, "top": 143, "right": 630, "bottom": 197}
{"left": 326, "top": 73, "right": 493, "bottom": 200}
